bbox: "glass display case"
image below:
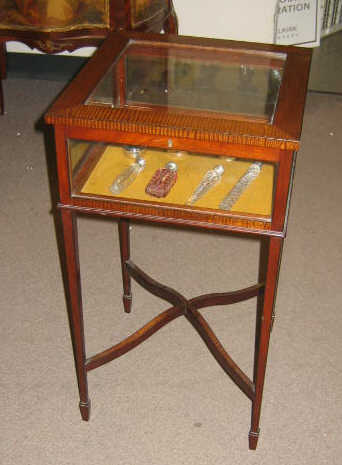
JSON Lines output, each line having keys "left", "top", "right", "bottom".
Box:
{"left": 47, "top": 33, "right": 311, "bottom": 234}
{"left": 45, "top": 31, "right": 312, "bottom": 450}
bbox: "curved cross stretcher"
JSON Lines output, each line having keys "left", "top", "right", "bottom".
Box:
{"left": 86, "top": 259, "right": 264, "bottom": 403}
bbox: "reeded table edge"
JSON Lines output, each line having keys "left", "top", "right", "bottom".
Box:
{"left": 45, "top": 104, "right": 300, "bottom": 151}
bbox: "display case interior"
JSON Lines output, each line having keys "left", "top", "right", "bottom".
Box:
{"left": 68, "top": 140, "right": 276, "bottom": 221}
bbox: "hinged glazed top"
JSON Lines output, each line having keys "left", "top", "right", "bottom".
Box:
{"left": 46, "top": 31, "right": 312, "bottom": 150}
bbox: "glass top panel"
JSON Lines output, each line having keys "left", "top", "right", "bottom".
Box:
{"left": 86, "top": 41, "right": 286, "bottom": 123}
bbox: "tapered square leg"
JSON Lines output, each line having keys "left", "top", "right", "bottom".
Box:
{"left": 248, "top": 429, "right": 260, "bottom": 450}
{"left": 0, "top": 42, "right": 6, "bottom": 115}
{"left": 0, "top": 80, "right": 3, "bottom": 116}
{"left": 118, "top": 218, "right": 132, "bottom": 313}
{"left": 249, "top": 236, "right": 283, "bottom": 449}
{"left": 79, "top": 399, "right": 91, "bottom": 421}
{"left": 60, "top": 208, "right": 90, "bottom": 420}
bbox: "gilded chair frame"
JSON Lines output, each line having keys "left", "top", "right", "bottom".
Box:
{"left": 0, "top": 0, "right": 178, "bottom": 113}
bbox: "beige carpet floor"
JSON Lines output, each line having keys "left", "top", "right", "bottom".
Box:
{"left": 1, "top": 77, "right": 342, "bottom": 464}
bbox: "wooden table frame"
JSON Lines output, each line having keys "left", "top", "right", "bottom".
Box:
{"left": 46, "top": 31, "right": 312, "bottom": 450}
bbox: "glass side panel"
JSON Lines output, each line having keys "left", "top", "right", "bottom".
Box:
{"left": 69, "top": 140, "right": 276, "bottom": 221}
{"left": 86, "top": 41, "right": 286, "bottom": 122}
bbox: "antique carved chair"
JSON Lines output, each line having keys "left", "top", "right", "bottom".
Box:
{"left": 0, "top": 0, "right": 178, "bottom": 114}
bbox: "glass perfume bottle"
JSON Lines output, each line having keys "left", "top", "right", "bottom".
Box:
{"left": 109, "top": 157, "right": 146, "bottom": 194}
{"left": 145, "top": 162, "right": 178, "bottom": 198}
{"left": 187, "top": 165, "right": 225, "bottom": 205}
{"left": 122, "top": 146, "right": 145, "bottom": 159}
{"left": 219, "top": 161, "right": 263, "bottom": 211}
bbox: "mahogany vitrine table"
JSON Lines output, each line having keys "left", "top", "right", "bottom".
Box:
{"left": 45, "top": 31, "right": 311, "bottom": 449}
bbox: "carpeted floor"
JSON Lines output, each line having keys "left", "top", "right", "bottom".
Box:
{"left": 1, "top": 77, "right": 342, "bottom": 464}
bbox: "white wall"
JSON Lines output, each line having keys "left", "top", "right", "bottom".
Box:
{"left": 173, "top": 0, "right": 277, "bottom": 42}
{"left": 7, "top": 0, "right": 278, "bottom": 55}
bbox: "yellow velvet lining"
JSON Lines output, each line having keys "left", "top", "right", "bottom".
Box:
{"left": 80, "top": 146, "right": 274, "bottom": 217}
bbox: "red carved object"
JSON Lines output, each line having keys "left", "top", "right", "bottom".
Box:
{"left": 145, "top": 162, "right": 178, "bottom": 198}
